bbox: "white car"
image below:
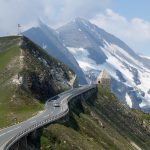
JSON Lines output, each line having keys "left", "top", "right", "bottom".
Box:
{"left": 53, "top": 101, "right": 60, "bottom": 107}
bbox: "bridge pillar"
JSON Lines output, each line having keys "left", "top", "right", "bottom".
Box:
{"left": 9, "top": 136, "right": 28, "bottom": 150}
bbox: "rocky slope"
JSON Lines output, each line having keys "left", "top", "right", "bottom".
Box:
{"left": 41, "top": 86, "right": 150, "bottom": 150}
{"left": 57, "top": 18, "right": 150, "bottom": 112}
{"left": 23, "top": 21, "right": 87, "bottom": 85}
{"left": 0, "top": 36, "right": 76, "bottom": 128}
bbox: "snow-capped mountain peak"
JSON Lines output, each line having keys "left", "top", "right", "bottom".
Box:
{"left": 58, "top": 18, "right": 150, "bottom": 112}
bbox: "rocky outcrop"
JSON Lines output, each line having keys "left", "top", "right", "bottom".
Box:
{"left": 19, "top": 36, "right": 77, "bottom": 102}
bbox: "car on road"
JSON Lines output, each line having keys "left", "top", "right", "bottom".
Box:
{"left": 52, "top": 100, "right": 60, "bottom": 107}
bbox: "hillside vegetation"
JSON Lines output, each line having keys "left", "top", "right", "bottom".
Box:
{"left": 0, "top": 36, "right": 76, "bottom": 128}
{"left": 41, "top": 86, "right": 150, "bottom": 150}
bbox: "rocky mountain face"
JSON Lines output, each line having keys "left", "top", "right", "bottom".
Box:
{"left": 23, "top": 22, "right": 87, "bottom": 85}
{"left": 57, "top": 18, "right": 150, "bottom": 112}
{"left": 0, "top": 36, "right": 76, "bottom": 128}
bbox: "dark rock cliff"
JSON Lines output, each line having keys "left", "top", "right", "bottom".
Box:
{"left": 19, "top": 36, "right": 77, "bottom": 102}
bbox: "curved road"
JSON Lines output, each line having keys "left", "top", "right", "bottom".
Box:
{"left": 0, "top": 85, "right": 96, "bottom": 150}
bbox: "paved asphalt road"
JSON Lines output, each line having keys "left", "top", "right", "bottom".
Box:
{"left": 0, "top": 85, "right": 96, "bottom": 150}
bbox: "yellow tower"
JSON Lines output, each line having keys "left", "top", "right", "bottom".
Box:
{"left": 97, "top": 69, "right": 111, "bottom": 90}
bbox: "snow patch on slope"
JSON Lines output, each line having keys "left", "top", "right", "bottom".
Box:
{"left": 12, "top": 75, "right": 23, "bottom": 85}
{"left": 68, "top": 47, "right": 99, "bottom": 71}
{"left": 101, "top": 41, "right": 150, "bottom": 108}
{"left": 68, "top": 41, "right": 150, "bottom": 109}
{"left": 101, "top": 41, "right": 136, "bottom": 86}
{"left": 68, "top": 47, "right": 118, "bottom": 80}
{"left": 125, "top": 93, "right": 132, "bottom": 108}
{"left": 78, "top": 28, "right": 82, "bottom": 32}
{"left": 140, "top": 55, "right": 150, "bottom": 60}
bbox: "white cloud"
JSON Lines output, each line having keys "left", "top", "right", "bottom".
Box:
{"left": 0, "top": 0, "right": 44, "bottom": 35}
{"left": 91, "top": 9, "right": 150, "bottom": 55}
{"left": 0, "top": 0, "right": 111, "bottom": 36}
{"left": 37, "top": 0, "right": 112, "bottom": 27}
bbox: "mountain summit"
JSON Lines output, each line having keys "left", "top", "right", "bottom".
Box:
{"left": 57, "top": 18, "right": 150, "bottom": 112}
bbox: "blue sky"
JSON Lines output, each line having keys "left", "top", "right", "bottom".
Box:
{"left": 114, "top": 0, "right": 150, "bottom": 55}
{"left": 0, "top": 0, "right": 149, "bottom": 55}
{"left": 113, "top": 0, "right": 150, "bottom": 21}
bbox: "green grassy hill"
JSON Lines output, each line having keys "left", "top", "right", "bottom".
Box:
{"left": 0, "top": 36, "right": 76, "bottom": 128}
{"left": 41, "top": 86, "right": 150, "bottom": 150}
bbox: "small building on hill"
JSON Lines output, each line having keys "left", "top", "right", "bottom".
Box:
{"left": 97, "top": 69, "right": 111, "bottom": 90}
